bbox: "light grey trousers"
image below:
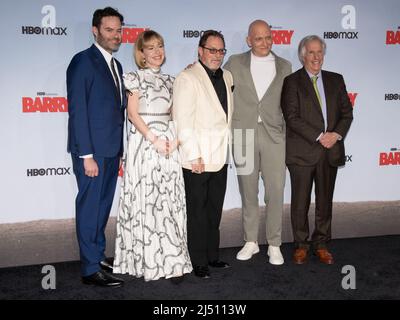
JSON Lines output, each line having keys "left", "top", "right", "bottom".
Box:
{"left": 235, "top": 123, "right": 286, "bottom": 246}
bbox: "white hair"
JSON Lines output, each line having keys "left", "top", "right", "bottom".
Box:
{"left": 298, "top": 35, "right": 327, "bottom": 65}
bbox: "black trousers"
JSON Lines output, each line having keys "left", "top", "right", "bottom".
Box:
{"left": 287, "top": 151, "right": 338, "bottom": 250}
{"left": 183, "top": 165, "right": 228, "bottom": 267}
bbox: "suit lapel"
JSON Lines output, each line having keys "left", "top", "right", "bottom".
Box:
{"left": 115, "top": 59, "right": 125, "bottom": 108}
{"left": 242, "top": 51, "right": 259, "bottom": 100}
{"left": 259, "top": 51, "right": 281, "bottom": 103}
{"left": 222, "top": 70, "right": 233, "bottom": 123}
{"left": 90, "top": 45, "right": 121, "bottom": 105}
{"left": 194, "top": 63, "right": 227, "bottom": 120}
{"left": 321, "top": 70, "right": 334, "bottom": 129}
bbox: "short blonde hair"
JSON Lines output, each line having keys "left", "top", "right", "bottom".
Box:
{"left": 134, "top": 30, "right": 165, "bottom": 68}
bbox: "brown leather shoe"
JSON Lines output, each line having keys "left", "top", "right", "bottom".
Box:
{"left": 315, "top": 249, "right": 334, "bottom": 264}
{"left": 293, "top": 248, "right": 308, "bottom": 264}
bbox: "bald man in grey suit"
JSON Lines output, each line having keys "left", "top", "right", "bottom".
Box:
{"left": 224, "top": 20, "right": 291, "bottom": 265}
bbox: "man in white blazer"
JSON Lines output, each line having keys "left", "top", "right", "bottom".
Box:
{"left": 173, "top": 30, "right": 234, "bottom": 279}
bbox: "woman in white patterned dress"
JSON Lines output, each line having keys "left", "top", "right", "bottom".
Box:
{"left": 113, "top": 30, "right": 192, "bottom": 281}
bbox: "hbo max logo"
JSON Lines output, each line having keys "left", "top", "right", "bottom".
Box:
{"left": 183, "top": 30, "right": 221, "bottom": 38}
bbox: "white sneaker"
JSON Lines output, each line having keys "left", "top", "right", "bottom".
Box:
{"left": 236, "top": 242, "right": 260, "bottom": 261}
{"left": 267, "top": 246, "right": 284, "bottom": 265}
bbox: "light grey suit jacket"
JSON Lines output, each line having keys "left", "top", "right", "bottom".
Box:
{"left": 224, "top": 50, "right": 292, "bottom": 145}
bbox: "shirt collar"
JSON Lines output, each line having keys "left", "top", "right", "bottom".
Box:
{"left": 305, "top": 68, "right": 322, "bottom": 80}
{"left": 94, "top": 42, "right": 113, "bottom": 65}
{"left": 199, "top": 60, "right": 223, "bottom": 79}
{"left": 250, "top": 51, "right": 275, "bottom": 62}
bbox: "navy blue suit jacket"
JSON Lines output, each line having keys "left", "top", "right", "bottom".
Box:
{"left": 67, "top": 44, "right": 125, "bottom": 158}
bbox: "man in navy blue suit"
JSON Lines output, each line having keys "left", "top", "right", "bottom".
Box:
{"left": 67, "top": 7, "right": 125, "bottom": 287}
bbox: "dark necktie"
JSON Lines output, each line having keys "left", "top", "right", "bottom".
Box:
{"left": 110, "top": 57, "right": 121, "bottom": 105}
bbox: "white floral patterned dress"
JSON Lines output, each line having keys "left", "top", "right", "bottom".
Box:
{"left": 113, "top": 68, "right": 192, "bottom": 281}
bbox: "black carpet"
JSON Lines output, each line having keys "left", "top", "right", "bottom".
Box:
{"left": 1, "top": 235, "right": 400, "bottom": 300}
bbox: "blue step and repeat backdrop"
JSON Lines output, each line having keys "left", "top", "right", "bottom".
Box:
{"left": 0, "top": 0, "right": 399, "bottom": 223}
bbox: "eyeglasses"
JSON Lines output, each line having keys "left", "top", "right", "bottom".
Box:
{"left": 201, "top": 46, "right": 227, "bottom": 55}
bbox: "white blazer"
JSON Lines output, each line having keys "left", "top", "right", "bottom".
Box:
{"left": 173, "top": 62, "right": 234, "bottom": 172}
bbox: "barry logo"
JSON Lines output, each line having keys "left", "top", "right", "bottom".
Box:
{"left": 348, "top": 93, "right": 358, "bottom": 107}
{"left": 379, "top": 148, "right": 400, "bottom": 166}
{"left": 121, "top": 26, "right": 148, "bottom": 43}
{"left": 271, "top": 29, "right": 294, "bottom": 45}
{"left": 386, "top": 28, "right": 400, "bottom": 45}
{"left": 22, "top": 92, "right": 68, "bottom": 113}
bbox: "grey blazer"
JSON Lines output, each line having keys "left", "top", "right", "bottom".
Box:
{"left": 224, "top": 50, "right": 292, "bottom": 144}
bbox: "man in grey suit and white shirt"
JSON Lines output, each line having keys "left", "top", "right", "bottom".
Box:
{"left": 224, "top": 19, "right": 291, "bottom": 264}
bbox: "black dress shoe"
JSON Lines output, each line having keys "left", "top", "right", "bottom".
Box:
{"left": 99, "top": 258, "right": 114, "bottom": 272}
{"left": 82, "top": 270, "right": 124, "bottom": 287}
{"left": 208, "top": 260, "right": 230, "bottom": 268}
{"left": 170, "top": 275, "right": 185, "bottom": 284}
{"left": 193, "top": 266, "right": 210, "bottom": 279}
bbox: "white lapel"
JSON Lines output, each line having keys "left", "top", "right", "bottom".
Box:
{"left": 222, "top": 69, "right": 232, "bottom": 124}
{"left": 194, "top": 63, "right": 228, "bottom": 120}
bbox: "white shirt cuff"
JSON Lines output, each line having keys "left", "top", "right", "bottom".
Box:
{"left": 79, "top": 154, "right": 93, "bottom": 159}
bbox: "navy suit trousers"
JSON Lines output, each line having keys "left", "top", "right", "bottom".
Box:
{"left": 71, "top": 154, "right": 119, "bottom": 276}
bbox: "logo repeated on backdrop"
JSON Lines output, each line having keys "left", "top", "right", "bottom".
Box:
{"left": 22, "top": 92, "right": 68, "bottom": 113}
{"left": 182, "top": 26, "right": 294, "bottom": 45}
{"left": 345, "top": 155, "right": 353, "bottom": 163}
{"left": 26, "top": 167, "right": 71, "bottom": 177}
{"left": 386, "top": 27, "right": 400, "bottom": 45}
{"left": 122, "top": 25, "right": 148, "bottom": 43}
{"left": 270, "top": 26, "right": 294, "bottom": 45}
{"left": 379, "top": 148, "right": 400, "bottom": 166}
{"left": 324, "top": 5, "right": 359, "bottom": 40}
{"left": 182, "top": 30, "right": 222, "bottom": 38}
{"left": 21, "top": 5, "right": 67, "bottom": 36}
{"left": 348, "top": 92, "right": 358, "bottom": 107}
{"left": 384, "top": 93, "right": 400, "bottom": 100}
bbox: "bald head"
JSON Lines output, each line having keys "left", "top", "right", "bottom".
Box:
{"left": 246, "top": 19, "right": 273, "bottom": 57}
{"left": 248, "top": 19, "right": 270, "bottom": 36}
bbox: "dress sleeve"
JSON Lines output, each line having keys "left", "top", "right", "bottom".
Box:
{"left": 123, "top": 71, "right": 140, "bottom": 93}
